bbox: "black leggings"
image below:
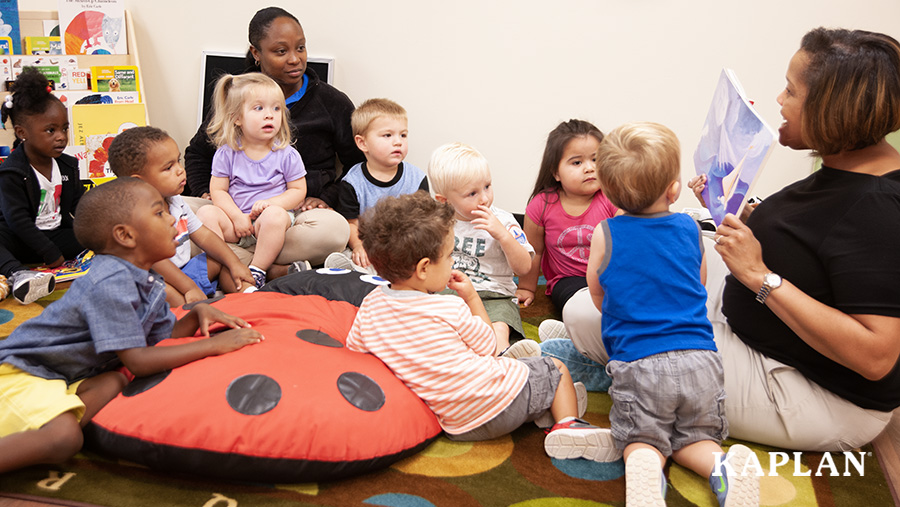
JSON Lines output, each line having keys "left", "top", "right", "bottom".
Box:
{"left": 0, "top": 226, "right": 83, "bottom": 277}
{"left": 549, "top": 276, "right": 588, "bottom": 315}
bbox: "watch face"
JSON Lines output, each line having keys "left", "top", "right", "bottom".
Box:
{"left": 764, "top": 272, "right": 782, "bottom": 289}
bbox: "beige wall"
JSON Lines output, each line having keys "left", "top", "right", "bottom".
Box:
{"left": 21, "top": 0, "right": 900, "bottom": 212}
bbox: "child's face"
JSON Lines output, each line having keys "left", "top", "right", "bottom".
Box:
{"left": 17, "top": 101, "right": 69, "bottom": 160}
{"left": 237, "top": 88, "right": 284, "bottom": 145}
{"left": 441, "top": 175, "right": 493, "bottom": 222}
{"left": 424, "top": 229, "right": 456, "bottom": 293}
{"left": 554, "top": 135, "right": 601, "bottom": 198}
{"left": 356, "top": 116, "right": 408, "bottom": 171}
{"left": 130, "top": 184, "right": 178, "bottom": 263}
{"left": 137, "top": 137, "right": 185, "bottom": 198}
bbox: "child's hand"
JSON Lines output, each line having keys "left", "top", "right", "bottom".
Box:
{"left": 515, "top": 287, "right": 535, "bottom": 307}
{"left": 190, "top": 303, "right": 251, "bottom": 337}
{"left": 299, "top": 197, "right": 328, "bottom": 211}
{"left": 184, "top": 288, "right": 207, "bottom": 304}
{"left": 351, "top": 245, "right": 370, "bottom": 268}
{"left": 231, "top": 264, "right": 255, "bottom": 290}
{"left": 234, "top": 214, "right": 254, "bottom": 238}
{"left": 447, "top": 270, "right": 477, "bottom": 301}
{"left": 206, "top": 327, "right": 264, "bottom": 355}
{"left": 470, "top": 205, "right": 506, "bottom": 239}
{"left": 687, "top": 174, "right": 708, "bottom": 208}
{"left": 250, "top": 199, "right": 272, "bottom": 220}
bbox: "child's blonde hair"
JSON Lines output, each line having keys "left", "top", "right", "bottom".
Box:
{"left": 351, "top": 98, "right": 407, "bottom": 137}
{"left": 427, "top": 142, "right": 491, "bottom": 197}
{"left": 206, "top": 72, "right": 292, "bottom": 152}
{"left": 595, "top": 121, "right": 680, "bottom": 214}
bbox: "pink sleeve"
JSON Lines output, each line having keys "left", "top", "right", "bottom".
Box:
{"left": 595, "top": 191, "right": 618, "bottom": 219}
{"left": 525, "top": 193, "right": 546, "bottom": 227}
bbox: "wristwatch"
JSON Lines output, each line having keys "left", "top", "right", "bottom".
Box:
{"left": 755, "top": 272, "right": 782, "bottom": 304}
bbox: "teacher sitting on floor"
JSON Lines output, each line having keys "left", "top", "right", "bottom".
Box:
{"left": 564, "top": 26, "right": 900, "bottom": 451}
{"left": 185, "top": 6, "right": 364, "bottom": 268}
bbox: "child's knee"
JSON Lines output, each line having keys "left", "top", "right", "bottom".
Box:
{"left": 42, "top": 415, "right": 84, "bottom": 462}
{"left": 551, "top": 357, "right": 570, "bottom": 375}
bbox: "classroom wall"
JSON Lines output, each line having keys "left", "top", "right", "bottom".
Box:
{"left": 21, "top": 0, "right": 900, "bottom": 212}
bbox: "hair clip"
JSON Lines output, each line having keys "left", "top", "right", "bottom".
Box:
{"left": 4, "top": 94, "right": 12, "bottom": 109}
{"left": 46, "top": 85, "right": 52, "bottom": 93}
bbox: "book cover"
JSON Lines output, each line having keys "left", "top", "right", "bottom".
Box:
{"left": 25, "top": 65, "right": 63, "bottom": 89}
{"left": 0, "top": 55, "right": 11, "bottom": 85}
{"left": 71, "top": 102, "right": 146, "bottom": 146}
{"left": 693, "top": 68, "right": 777, "bottom": 225}
{"left": 0, "top": 36, "right": 12, "bottom": 55}
{"left": 25, "top": 36, "right": 63, "bottom": 55}
{"left": 43, "top": 19, "right": 60, "bottom": 37}
{"left": 59, "top": 0, "right": 127, "bottom": 55}
{"left": 11, "top": 56, "right": 62, "bottom": 79}
{"left": 0, "top": 0, "right": 20, "bottom": 55}
{"left": 90, "top": 65, "right": 138, "bottom": 93}
{"left": 85, "top": 133, "right": 115, "bottom": 178}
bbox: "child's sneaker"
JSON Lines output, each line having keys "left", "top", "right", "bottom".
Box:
{"left": 538, "top": 319, "right": 569, "bottom": 342}
{"left": 287, "top": 260, "right": 312, "bottom": 275}
{"left": 711, "top": 444, "right": 759, "bottom": 507}
{"left": 248, "top": 266, "right": 266, "bottom": 289}
{"left": 535, "top": 381, "right": 587, "bottom": 429}
{"left": 626, "top": 448, "right": 667, "bottom": 506}
{"left": 0, "top": 274, "right": 8, "bottom": 299}
{"left": 543, "top": 418, "right": 621, "bottom": 462}
{"left": 499, "top": 339, "right": 541, "bottom": 359}
{"left": 324, "top": 251, "right": 355, "bottom": 272}
{"left": 10, "top": 270, "right": 55, "bottom": 305}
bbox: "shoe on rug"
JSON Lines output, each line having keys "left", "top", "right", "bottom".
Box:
{"left": 711, "top": 444, "right": 759, "bottom": 507}
{"left": 538, "top": 319, "right": 569, "bottom": 342}
{"left": 626, "top": 448, "right": 667, "bottom": 506}
{"left": 499, "top": 339, "right": 541, "bottom": 359}
{"left": 10, "top": 270, "right": 56, "bottom": 305}
{"left": 543, "top": 417, "right": 621, "bottom": 462}
{"left": 287, "top": 260, "right": 312, "bottom": 275}
{"left": 535, "top": 381, "right": 587, "bottom": 429}
{"left": 324, "top": 252, "right": 355, "bottom": 271}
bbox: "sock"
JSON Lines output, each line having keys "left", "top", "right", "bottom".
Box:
{"left": 249, "top": 265, "right": 265, "bottom": 274}
{"left": 556, "top": 416, "right": 576, "bottom": 425}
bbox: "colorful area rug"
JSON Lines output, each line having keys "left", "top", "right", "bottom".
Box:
{"left": 0, "top": 285, "right": 894, "bottom": 506}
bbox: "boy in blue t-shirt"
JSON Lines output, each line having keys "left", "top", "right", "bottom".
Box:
{"left": 0, "top": 178, "right": 262, "bottom": 474}
{"left": 588, "top": 122, "right": 758, "bottom": 506}
{"left": 331, "top": 98, "right": 428, "bottom": 272}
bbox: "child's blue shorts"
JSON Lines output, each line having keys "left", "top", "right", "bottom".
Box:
{"left": 181, "top": 253, "right": 217, "bottom": 296}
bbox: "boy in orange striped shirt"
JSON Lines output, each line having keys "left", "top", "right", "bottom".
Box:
{"left": 346, "top": 191, "right": 620, "bottom": 461}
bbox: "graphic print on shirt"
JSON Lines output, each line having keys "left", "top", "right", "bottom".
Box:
{"left": 35, "top": 185, "right": 63, "bottom": 229}
{"left": 174, "top": 212, "right": 190, "bottom": 247}
{"left": 556, "top": 224, "right": 594, "bottom": 263}
{"left": 452, "top": 235, "right": 489, "bottom": 284}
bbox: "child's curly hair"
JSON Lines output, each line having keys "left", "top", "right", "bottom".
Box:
{"left": 358, "top": 191, "right": 455, "bottom": 283}
{"left": 108, "top": 126, "right": 172, "bottom": 177}
{"left": 1, "top": 68, "right": 64, "bottom": 145}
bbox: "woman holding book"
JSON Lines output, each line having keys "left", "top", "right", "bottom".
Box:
{"left": 563, "top": 27, "right": 900, "bottom": 451}
{"left": 185, "top": 7, "right": 364, "bottom": 268}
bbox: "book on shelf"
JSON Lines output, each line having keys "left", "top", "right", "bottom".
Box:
{"left": 0, "top": 36, "right": 12, "bottom": 55}
{"left": 693, "top": 68, "right": 777, "bottom": 225}
{"left": 59, "top": 0, "right": 127, "bottom": 55}
{"left": 90, "top": 65, "right": 139, "bottom": 93}
{"left": 71, "top": 102, "right": 146, "bottom": 146}
{"left": 0, "top": 0, "right": 20, "bottom": 55}
{"left": 25, "top": 36, "right": 63, "bottom": 55}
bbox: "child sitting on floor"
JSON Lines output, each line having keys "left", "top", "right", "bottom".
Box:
{"left": 108, "top": 126, "right": 255, "bottom": 305}
{"left": 427, "top": 143, "right": 534, "bottom": 355}
{"left": 345, "top": 191, "right": 618, "bottom": 462}
{"left": 0, "top": 177, "right": 263, "bottom": 474}
{"left": 588, "top": 122, "right": 758, "bottom": 505}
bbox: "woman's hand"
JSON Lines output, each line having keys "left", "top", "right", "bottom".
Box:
{"left": 687, "top": 174, "right": 708, "bottom": 208}
{"left": 299, "top": 197, "right": 329, "bottom": 211}
{"left": 714, "top": 213, "right": 768, "bottom": 292}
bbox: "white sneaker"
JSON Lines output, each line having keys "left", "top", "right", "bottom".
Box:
{"left": 714, "top": 444, "right": 760, "bottom": 507}
{"left": 499, "top": 339, "right": 541, "bottom": 359}
{"left": 10, "top": 270, "right": 55, "bottom": 305}
{"left": 626, "top": 448, "right": 667, "bottom": 506}
{"left": 538, "top": 319, "right": 569, "bottom": 342}
{"left": 324, "top": 252, "right": 355, "bottom": 271}
{"left": 535, "top": 381, "right": 586, "bottom": 429}
{"left": 543, "top": 418, "right": 621, "bottom": 462}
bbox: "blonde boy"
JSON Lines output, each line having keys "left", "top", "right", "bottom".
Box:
{"left": 330, "top": 98, "right": 428, "bottom": 271}
{"left": 428, "top": 143, "right": 534, "bottom": 354}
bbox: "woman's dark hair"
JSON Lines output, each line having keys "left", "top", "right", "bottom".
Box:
{"left": 1, "top": 68, "right": 63, "bottom": 143}
{"left": 244, "top": 7, "right": 301, "bottom": 69}
{"left": 799, "top": 27, "right": 900, "bottom": 155}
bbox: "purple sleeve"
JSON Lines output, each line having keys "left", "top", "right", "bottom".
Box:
{"left": 210, "top": 147, "right": 233, "bottom": 179}
{"left": 282, "top": 148, "right": 307, "bottom": 182}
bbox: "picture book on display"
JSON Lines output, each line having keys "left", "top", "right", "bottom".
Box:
{"left": 59, "top": 0, "right": 127, "bottom": 55}
{"left": 25, "top": 36, "right": 63, "bottom": 55}
{"left": 90, "top": 65, "right": 138, "bottom": 93}
{"left": 71, "top": 102, "right": 146, "bottom": 147}
{"left": 0, "top": 36, "right": 12, "bottom": 55}
{"left": 693, "top": 68, "right": 777, "bottom": 225}
{"left": 0, "top": 0, "right": 20, "bottom": 55}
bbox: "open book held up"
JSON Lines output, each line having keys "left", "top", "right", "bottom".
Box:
{"left": 694, "top": 68, "right": 777, "bottom": 225}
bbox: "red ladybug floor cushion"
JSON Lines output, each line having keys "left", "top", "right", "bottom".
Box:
{"left": 84, "top": 290, "right": 441, "bottom": 483}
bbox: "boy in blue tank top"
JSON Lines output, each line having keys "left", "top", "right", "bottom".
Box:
{"left": 587, "top": 122, "right": 758, "bottom": 506}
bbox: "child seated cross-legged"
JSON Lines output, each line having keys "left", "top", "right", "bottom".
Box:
{"left": 108, "top": 126, "right": 256, "bottom": 306}
{"left": 588, "top": 122, "right": 758, "bottom": 505}
{"left": 0, "top": 177, "right": 262, "bottom": 475}
{"left": 427, "top": 143, "right": 535, "bottom": 356}
{"left": 328, "top": 98, "right": 429, "bottom": 274}
{"left": 345, "top": 191, "right": 620, "bottom": 462}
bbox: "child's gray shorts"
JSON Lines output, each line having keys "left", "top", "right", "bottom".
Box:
{"left": 606, "top": 349, "right": 727, "bottom": 456}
